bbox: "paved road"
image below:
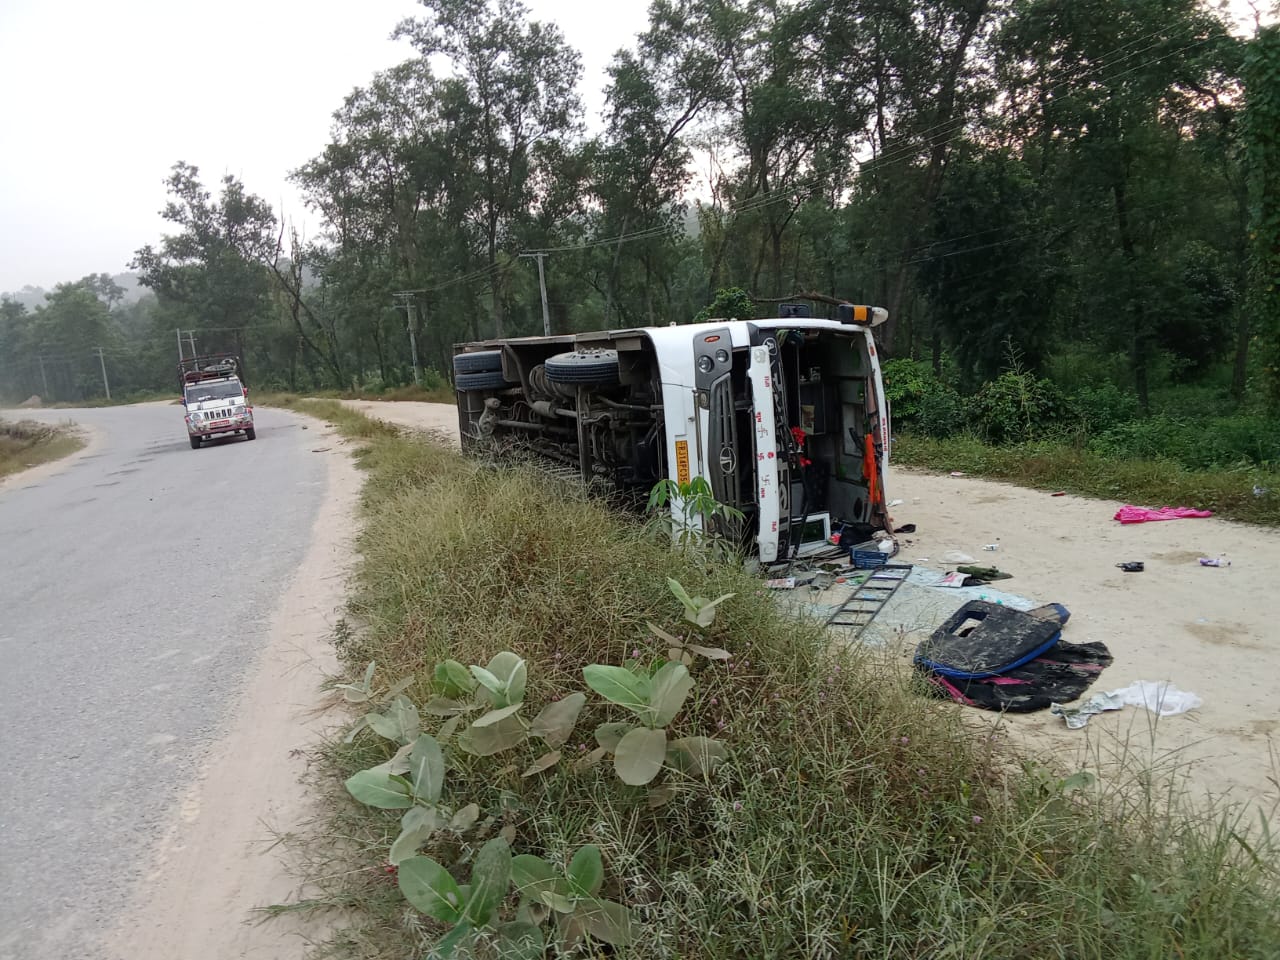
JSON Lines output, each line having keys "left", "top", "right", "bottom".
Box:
{"left": 0, "top": 404, "right": 328, "bottom": 959}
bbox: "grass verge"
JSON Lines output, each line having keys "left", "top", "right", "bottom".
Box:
{"left": 0, "top": 417, "right": 84, "bottom": 481}
{"left": 894, "top": 434, "right": 1280, "bottom": 526}
{"left": 288, "top": 406, "right": 1280, "bottom": 959}
{"left": 298, "top": 384, "right": 456, "bottom": 404}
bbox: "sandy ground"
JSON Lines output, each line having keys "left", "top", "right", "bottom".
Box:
{"left": 343, "top": 400, "right": 1279, "bottom": 818}
{"left": 340, "top": 399, "right": 461, "bottom": 447}
{"left": 105, "top": 423, "right": 362, "bottom": 960}
{"left": 886, "top": 468, "right": 1280, "bottom": 818}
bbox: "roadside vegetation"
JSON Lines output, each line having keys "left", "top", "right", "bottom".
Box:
{"left": 279, "top": 402, "right": 1279, "bottom": 960}
{"left": 884, "top": 356, "right": 1280, "bottom": 526}
{"left": 0, "top": 417, "right": 82, "bottom": 480}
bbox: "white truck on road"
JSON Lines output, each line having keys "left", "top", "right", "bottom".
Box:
{"left": 180, "top": 355, "right": 256, "bottom": 449}
{"left": 452, "top": 302, "right": 892, "bottom": 563}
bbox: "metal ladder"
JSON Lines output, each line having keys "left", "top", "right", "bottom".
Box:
{"left": 825, "top": 564, "right": 913, "bottom": 638}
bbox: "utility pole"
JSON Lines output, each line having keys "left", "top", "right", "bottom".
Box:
{"left": 185, "top": 330, "right": 198, "bottom": 358}
{"left": 93, "top": 347, "right": 111, "bottom": 401}
{"left": 36, "top": 355, "right": 49, "bottom": 397}
{"left": 176, "top": 328, "right": 184, "bottom": 361}
{"left": 394, "top": 292, "right": 421, "bottom": 385}
{"left": 519, "top": 252, "right": 552, "bottom": 336}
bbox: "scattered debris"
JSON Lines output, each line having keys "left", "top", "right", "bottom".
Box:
{"left": 1107, "top": 680, "right": 1202, "bottom": 716}
{"left": 936, "top": 572, "right": 969, "bottom": 588}
{"left": 949, "top": 471, "right": 966, "bottom": 477}
{"left": 1051, "top": 491, "right": 1066, "bottom": 497}
{"left": 1254, "top": 485, "right": 1268, "bottom": 498}
{"left": 1116, "top": 561, "right": 1145, "bottom": 572}
{"left": 1198, "top": 557, "right": 1230, "bottom": 567}
{"left": 915, "top": 601, "right": 1113, "bottom": 712}
{"left": 893, "top": 523, "right": 917, "bottom": 534}
{"left": 1050, "top": 692, "right": 1124, "bottom": 729}
{"left": 955, "top": 565, "right": 1011, "bottom": 583}
{"left": 982, "top": 543, "right": 1000, "bottom": 551}
{"left": 765, "top": 577, "right": 797, "bottom": 590}
{"left": 1114, "top": 504, "right": 1213, "bottom": 524}
{"left": 311, "top": 447, "right": 331, "bottom": 453}
{"left": 824, "top": 564, "right": 912, "bottom": 638}
{"left": 943, "top": 550, "right": 975, "bottom": 564}
{"left": 888, "top": 499, "right": 904, "bottom": 507}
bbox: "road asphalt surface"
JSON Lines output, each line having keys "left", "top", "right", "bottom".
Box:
{"left": 0, "top": 404, "right": 328, "bottom": 959}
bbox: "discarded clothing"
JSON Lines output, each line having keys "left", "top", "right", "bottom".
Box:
{"left": 1050, "top": 692, "right": 1124, "bottom": 729}
{"left": 916, "top": 601, "right": 1113, "bottom": 713}
{"left": 1113, "top": 505, "right": 1213, "bottom": 524}
{"left": 924, "top": 639, "right": 1114, "bottom": 713}
{"left": 1107, "top": 680, "right": 1202, "bottom": 716}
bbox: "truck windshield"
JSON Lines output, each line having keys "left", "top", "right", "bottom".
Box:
{"left": 185, "top": 382, "right": 242, "bottom": 403}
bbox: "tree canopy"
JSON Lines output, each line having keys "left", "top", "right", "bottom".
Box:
{"left": 3, "top": 0, "right": 1274, "bottom": 407}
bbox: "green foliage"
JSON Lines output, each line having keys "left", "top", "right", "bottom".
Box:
{"left": 692, "top": 287, "right": 756, "bottom": 324}
{"left": 647, "top": 475, "right": 745, "bottom": 555}
{"left": 302, "top": 409, "right": 1280, "bottom": 959}
{"left": 1091, "top": 414, "right": 1280, "bottom": 470}
{"left": 968, "top": 369, "right": 1064, "bottom": 445}
{"left": 1065, "top": 383, "right": 1142, "bottom": 436}
{"left": 881, "top": 358, "right": 967, "bottom": 439}
{"left": 1245, "top": 25, "right": 1280, "bottom": 405}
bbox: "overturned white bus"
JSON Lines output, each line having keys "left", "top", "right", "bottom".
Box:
{"left": 452, "top": 303, "right": 892, "bottom": 563}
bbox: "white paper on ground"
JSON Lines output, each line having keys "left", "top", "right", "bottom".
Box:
{"left": 906, "top": 567, "right": 1038, "bottom": 611}
{"left": 1106, "top": 680, "right": 1202, "bottom": 716}
{"left": 1050, "top": 692, "right": 1124, "bottom": 729}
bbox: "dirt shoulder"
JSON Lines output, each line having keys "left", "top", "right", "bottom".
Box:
{"left": 106, "top": 423, "right": 362, "bottom": 960}
{"left": 0, "top": 415, "right": 93, "bottom": 486}
{"left": 339, "top": 399, "right": 460, "bottom": 447}
{"left": 890, "top": 467, "right": 1280, "bottom": 816}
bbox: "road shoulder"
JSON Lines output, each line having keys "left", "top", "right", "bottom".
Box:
{"left": 0, "top": 416, "right": 99, "bottom": 490}
{"left": 105, "top": 423, "right": 361, "bottom": 960}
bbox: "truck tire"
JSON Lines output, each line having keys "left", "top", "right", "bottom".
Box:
{"left": 189, "top": 436, "right": 201, "bottom": 449}
{"left": 544, "top": 349, "right": 620, "bottom": 386}
{"left": 455, "top": 370, "right": 513, "bottom": 392}
{"left": 245, "top": 427, "right": 256, "bottom": 441}
{"left": 452, "top": 350, "right": 504, "bottom": 375}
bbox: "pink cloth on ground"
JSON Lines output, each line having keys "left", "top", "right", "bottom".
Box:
{"left": 1113, "top": 504, "right": 1213, "bottom": 524}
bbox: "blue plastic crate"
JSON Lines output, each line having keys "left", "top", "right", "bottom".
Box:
{"left": 852, "top": 549, "right": 888, "bottom": 569}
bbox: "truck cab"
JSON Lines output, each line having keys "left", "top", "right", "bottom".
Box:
{"left": 452, "top": 303, "right": 892, "bottom": 563}
{"left": 180, "top": 355, "right": 255, "bottom": 449}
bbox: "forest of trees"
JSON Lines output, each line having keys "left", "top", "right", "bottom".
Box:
{"left": 3, "top": 0, "right": 1279, "bottom": 429}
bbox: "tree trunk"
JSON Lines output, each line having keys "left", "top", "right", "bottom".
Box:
{"left": 1112, "top": 168, "right": 1150, "bottom": 412}
{"left": 881, "top": 0, "right": 989, "bottom": 353}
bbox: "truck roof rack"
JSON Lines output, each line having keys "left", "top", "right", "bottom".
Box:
{"left": 179, "top": 354, "right": 244, "bottom": 388}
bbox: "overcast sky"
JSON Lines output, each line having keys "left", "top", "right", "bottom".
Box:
{"left": 0, "top": 0, "right": 650, "bottom": 293}
{"left": 0, "top": 0, "right": 1270, "bottom": 294}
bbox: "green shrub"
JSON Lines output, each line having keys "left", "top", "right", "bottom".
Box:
{"left": 1064, "top": 382, "right": 1141, "bottom": 436}
{"left": 692, "top": 287, "right": 756, "bottom": 323}
{"left": 882, "top": 358, "right": 967, "bottom": 438}
{"left": 1093, "top": 415, "right": 1280, "bottom": 469}
{"left": 968, "top": 369, "right": 1064, "bottom": 444}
